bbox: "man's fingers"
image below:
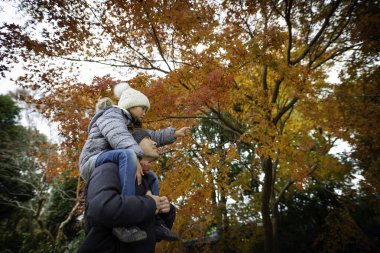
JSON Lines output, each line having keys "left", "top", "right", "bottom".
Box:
{"left": 159, "top": 205, "right": 170, "bottom": 213}
{"left": 158, "top": 196, "right": 170, "bottom": 213}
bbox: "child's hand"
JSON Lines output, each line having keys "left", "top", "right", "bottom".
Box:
{"left": 140, "top": 160, "right": 151, "bottom": 173}
{"left": 135, "top": 161, "right": 144, "bottom": 185}
{"left": 174, "top": 127, "right": 191, "bottom": 138}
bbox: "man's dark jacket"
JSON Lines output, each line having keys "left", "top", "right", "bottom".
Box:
{"left": 77, "top": 163, "right": 175, "bottom": 253}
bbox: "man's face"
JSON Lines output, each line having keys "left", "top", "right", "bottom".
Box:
{"left": 139, "top": 136, "right": 159, "bottom": 160}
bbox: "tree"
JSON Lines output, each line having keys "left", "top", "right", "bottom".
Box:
{"left": 2, "top": 1, "right": 378, "bottom": 252}
{"left": 0, "top": 94, "right": 34, "bottom": 221}
{"left": 0, "top": 95, "right": 52, "bottom": 251}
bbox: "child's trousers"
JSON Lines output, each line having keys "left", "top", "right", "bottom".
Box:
{"left": 95, "top": 149, "right": 159, "bottom": 196}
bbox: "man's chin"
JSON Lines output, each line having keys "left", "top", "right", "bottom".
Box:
{"left": 146, "top": 154, "right": 159, "bottom": 161}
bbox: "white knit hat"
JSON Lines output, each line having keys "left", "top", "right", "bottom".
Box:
{"left": 114, "top": 82, "right": 150, "bottom": 111}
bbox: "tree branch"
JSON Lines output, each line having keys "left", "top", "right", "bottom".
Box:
{"left": 240, "top": 0, "right": 255, "bottom": 40}
{"left": 279, "top": 105, "right": 294, "bottom": 134}
{"left": 145, "top": 115, "right": 218, "bottom": 123}
{"left": 274, "top": 163, "right": 319, "bottom": 207}
{"left": 141, "top": 4, "right": 173, "bottom": 72}
{"left": 206, "top": 106, "right": 244, "bottom": 137}
{"left": 55, "top": 176, "right": 82, "bottom": 244}
{"left": 312, "top": 43, "right": 363, "bottom": 70}
{"left": 290, "top": 0, "right": 342, "bottom": 65}
{"left": 274, "top": 178, "right": 294, "bottom": 207}
{"left": 271, "top": 77, "right": 284, "bottom": 103}
{"left": 57, "top": 56, "right": 169, "bottom": 73}
{"left": 309, "top": 1, "right": 357, "bottom": 68}
{"left": 83, "top": 1, "right": 170, "bottom": 74}
{"left": 285, "top": 0, "right": 294, "bottom": 65}
{"left": 272, "top": 97, "right": 298, "bottom": 125}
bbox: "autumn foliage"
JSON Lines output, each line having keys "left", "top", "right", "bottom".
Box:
{"left": 1, "top": 0, "right": 379, "bottom": 252}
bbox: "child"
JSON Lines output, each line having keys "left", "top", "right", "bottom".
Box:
{"left": 79, "top": 82, "right": 190, "bottom": 243}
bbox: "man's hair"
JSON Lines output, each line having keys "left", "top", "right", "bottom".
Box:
{"left": 132, "top": 128, "right": 150, "bottom": 144}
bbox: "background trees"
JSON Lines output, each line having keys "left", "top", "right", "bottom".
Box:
{"left": 1, "top": 0, "right": 379, "bottom": 252}
{"left": 0, "top": 94, "right": 83, "bottom": 252}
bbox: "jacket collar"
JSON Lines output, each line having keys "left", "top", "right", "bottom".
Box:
{"left": 88, "top": 106, "right": 132, "bottom": 131}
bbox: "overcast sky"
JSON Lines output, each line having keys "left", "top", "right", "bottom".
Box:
{"left": 0, "top": 1, "right": 121, "bottom": 142}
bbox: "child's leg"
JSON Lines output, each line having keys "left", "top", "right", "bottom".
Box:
{"left": 155, "top": 214, "right": 180, "bottom": 241}
{"left": 95, "top": 149, "right": 146, "bottom": 243}
{"left": 95, "top": 149, "right": 138, "bottom": 196}
{"left": 146, "top": 171, "right": 159, "bottom": 195}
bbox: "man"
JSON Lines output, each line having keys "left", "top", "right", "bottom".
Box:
{"left": 78, "top": 129, "right": 176, "bottom": 253}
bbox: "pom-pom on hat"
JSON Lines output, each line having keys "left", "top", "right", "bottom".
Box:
{"left": 114, "top": 82, "right": 150, "bottom": 111}
{"left": 132, "top": 128, "right": 151, "bottom": 144}
{"left": 95, "top": 97, "right": 114, "bottom": 112}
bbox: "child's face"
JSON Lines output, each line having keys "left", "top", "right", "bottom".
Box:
{"left": 129, "top": 106, "right": 147, "bottom": 121}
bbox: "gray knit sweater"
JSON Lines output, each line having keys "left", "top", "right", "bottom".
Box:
{"left": 79, "top": 106, "right": 175, "bottom": 181}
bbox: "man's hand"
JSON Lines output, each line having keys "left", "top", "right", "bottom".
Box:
{"left": 135, "top": 161, "right": 144, "bottom": 185}
{"left": 174, "top": 127, "right": 191, "bottom": 138}
{"left": 158, "top": 196, "right": 170, "bottom": 214}
{"left": 146, "top": 190, "right": 160, "bottom": 214}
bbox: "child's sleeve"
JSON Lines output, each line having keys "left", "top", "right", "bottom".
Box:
{"left": 147, "top": 127, "right": 176, "bottom": 147}
{"left": 96, "top": 108, "right": 144, "bottom": 158}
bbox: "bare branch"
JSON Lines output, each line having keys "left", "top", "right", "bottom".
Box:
{"left": 55, "top": 176, "right": 82, "bottom": 244}
{"left": 240, "top": 0, "right": 255, "bottom": 40}
{"left": 309, "top": 2, "right": 357, "bottom": 67}
{"left": 274, "top": 163, "right": 318, "bottom": 206}
{"left": 271, "top": 77, "right": 284, "bottom": 103}
{"left": 141, "top": 4, "right": 173, "bottom": 72}
{"left": 312, "top": 43, "right": 363, "bottom": 70}
{"left": 285, "top": 0, "right": 294, "bottom": 64}
{"left": 290, "top": 0, "right": 342, "bottom": 65}
{"left": 145, "top": 115, "right": 218, "bottom": 123}
{"left": 205, "top": 106, "right": 244, "bottom": 137}
{"left": 0, "top": 197, "right": 36, "bottom": 213}
{"left": 273, "top": 97, "right": 298, "bottom": 125}
{"left": 279, "top": 105, "right": 294, "bottom": 134}
{"left": 83, "top": 1, "right": 170, "bottom": 74}
{"left": 274, "top": 178, "right": 293, "bottom": 206}
{"left": 179, "top": 79, "right": 191, "bottom": 90}
{"left": 56, "top": 200, "right": 80, "bottom": 244}
{"left": 270, "top": 0, "right": 285, "bottom": 18}
{"left": 57, "top": 55, "right": 170, "bottom": 73}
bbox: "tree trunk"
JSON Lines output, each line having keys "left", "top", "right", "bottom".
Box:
{"left": 272, "top": 159, "right": 280, "bottom": 253}
{"left": 261, "top": 157, "right": 273, "bottom": 253}
{"left": 220, "top": 193, "right": 230, "bottom": 253}
{"left": 272, "top": 203, "right": 280, "bottom": 253}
